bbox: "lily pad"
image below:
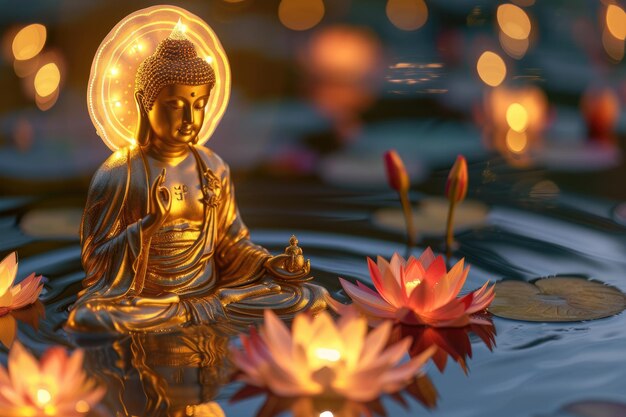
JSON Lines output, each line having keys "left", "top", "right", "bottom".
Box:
{"left": 490, "top": 277, "right": 626, "bottom": 322}
{"left": 372, "top": 197, "right": 489, "bottom": 236}
{"left": 20, "top": 207, "right": 82, "bottom": 240}
{"left": 563, "top": 401, "right": 626, "bottom": 417}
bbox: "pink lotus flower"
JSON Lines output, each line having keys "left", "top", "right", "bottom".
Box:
{"left": 329, "top": 248, "right": 495, "bottom": 327}
{"left": 0, "top": 252, "right": 43, "bottom": 317}
{"left": 0, "top": 342, "right": 105, "bottom": 417}
{"left": 231, "top": 310, "right": 435, "bottom": 402}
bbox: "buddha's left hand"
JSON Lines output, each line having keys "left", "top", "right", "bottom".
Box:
{"left": 264, "top": 255, "right": 312, "bottom": 282}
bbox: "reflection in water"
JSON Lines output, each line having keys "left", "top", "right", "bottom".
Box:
{"left": 232, "top": 375, "right": 437, "bottom": 417}
{"left": 83, "top": 325, "right": 234, "bottom": 417}
{"left": 390, "top": 319, "right": 497, "bottom": 373}
{"left": 0, "top": 300, "right": 45, "bottom": 348}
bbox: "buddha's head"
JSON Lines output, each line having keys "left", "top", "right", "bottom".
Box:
{"left": 135, "top": 27, "right": 215, "bottom": 147}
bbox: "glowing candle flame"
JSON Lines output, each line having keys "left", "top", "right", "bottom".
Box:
{"left": 36, "top": 388, "right": 52, "bottom": 406}
{"left": 404, "top": 279, "right": 421, "bottom": 292}
{"left": 320, "top": 412, "right": 334, "bottom": 417}
{"left": 315, "top": 347, "right": 341, "bottom": 362}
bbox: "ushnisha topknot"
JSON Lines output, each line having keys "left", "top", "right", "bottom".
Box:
{"left": 135, "top": 23, "right": 215, "bottom": 111}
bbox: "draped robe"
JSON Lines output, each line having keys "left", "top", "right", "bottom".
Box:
{"left": 67, "top": 145, "right": 326, "bottom": 333}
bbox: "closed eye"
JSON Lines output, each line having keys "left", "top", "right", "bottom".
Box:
{"left": 194, "top": 98, "right": 208, "bottom": 110}
{"left": 167, "top": 99, "right": 185, "bottom": 109}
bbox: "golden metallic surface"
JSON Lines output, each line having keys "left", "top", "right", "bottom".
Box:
{"left": 67, "top": 19, "right": 326, "bottom": 335}
{"left": 83, "top": 324, "right": 234, "bottom": 416}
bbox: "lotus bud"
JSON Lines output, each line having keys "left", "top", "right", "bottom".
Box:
{"left": 446, "top": 155, "right": 468, "bottom": 203}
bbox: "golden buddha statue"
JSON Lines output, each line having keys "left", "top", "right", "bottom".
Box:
{"left": 66, "top": 23, "right": 327, "bottom": 334}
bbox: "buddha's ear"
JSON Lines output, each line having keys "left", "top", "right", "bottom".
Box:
{"left": 135, "top": 91, "right": 147, "bottom": 116}
{"left": 135, "top": 91, "right": 151, "bottom": 146}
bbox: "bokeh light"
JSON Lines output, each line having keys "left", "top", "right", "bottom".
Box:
{"left": 497, "top": 4, "right": 531, "bottom": 40}
{"left": 581, "top": 87, "right": 620, "bottom": 141}
{"left": 304, "top": 25, "right": 382, "bottom": 140}
{"left": 386, "top": 0, "right": 428, "bottom": 31}
{"left": 506, "top": 129, "right": 528, "bottom": 153}
{"left": 75, "top": 400, "right": 91, "bottom": 414}
{"left": 278, "top": 0, "right": 325, "bottom": 31}
{"left": 506, "top": 103, "right": 529, "bottom": 132}
{"left": 12, "top": 24, "right": 46, "bottom": 61}
{"left": 34, "top": 62, "right": 60, "bottom": 97}
{"left": 602, "top": 28, "right": 625, "bottom": 61}
{"left": 476, "top": 51, "right": 507, "bottom": 87}
{"left": 36, "top": 388, "right": 52, "bottom": 406}
{"left": 606, "top": 4, "right": 626, "bottom": 40}
{"left": 13, "top": 57, "right": 40, "bottom": 78}
{"left": 13, "top": 118, "right": 34, "bottom": 151}
{"left": 35, "top": 87, "right": 60, "bottom": 111}
{"left": 499, "top": 31, "right": 529, "bottom": 59}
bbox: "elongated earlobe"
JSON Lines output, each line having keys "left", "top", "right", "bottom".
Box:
{"left": 135, "top": 91, "right": 151, "bottom": 146}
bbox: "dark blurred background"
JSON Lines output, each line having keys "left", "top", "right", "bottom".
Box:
{"left": 0, "top": 0, "right": 625, "bottom": 203}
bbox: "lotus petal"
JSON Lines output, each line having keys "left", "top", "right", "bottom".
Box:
{"left": 10, "top": 274, "right": 43, "bottom": 310}
{"left": 0, "top": 253, "right": 17, "bottom": 298}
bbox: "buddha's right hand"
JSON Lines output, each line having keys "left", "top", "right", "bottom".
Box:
{"left": 142, "top": 169, "right": 172, "bottom": 236}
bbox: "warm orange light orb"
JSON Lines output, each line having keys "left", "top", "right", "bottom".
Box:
{"left": 278, "top": 0, "right": 325, "bottom": 31}
{"left": 34, "top": 62, "right": 60, "bottom": 97}
{"left": 506, "top": 103, "right": 529, "bottom": 132}
{"left": 476, "top": 51, "right": 506, "bottom": 87}
{"left": 506, "top": 129, "right": 528, "bottom": 153}
{"left": 602, "top": 28, "right": 625, "bottom": 61}
{"left": 74, "top": 400, "right": 91, "bottom": 414}
{"left": 88, "top": 5, "right": 231, "bottom": 151}
{"left": 386, "top": 0, "right": 428, "bottom": 31}
{"left": 606, "top": 4, "right": 626, "bottom": 40}
{"left": 499, "top": 31, "right": 529, "bottom": 59}
{"left": 12, "top": 24, "right": 46, "bottom": 61}
{"left": 497, "top": 4, "right": 531, "bottom": 40}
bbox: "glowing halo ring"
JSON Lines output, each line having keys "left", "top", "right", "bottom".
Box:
{"left": 87, "top": 5, "right": 231, "bottom": 152}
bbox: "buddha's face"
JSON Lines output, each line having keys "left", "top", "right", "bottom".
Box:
{"left": 146, "top": 83, "right": 211, "bottom": 146}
